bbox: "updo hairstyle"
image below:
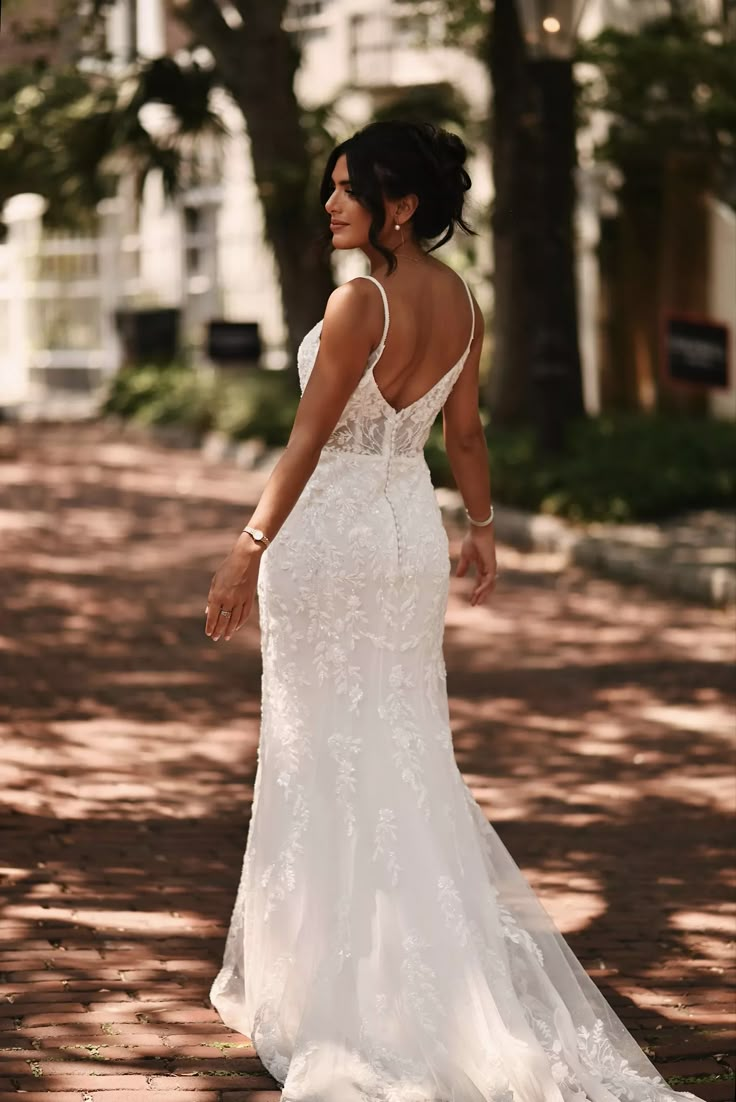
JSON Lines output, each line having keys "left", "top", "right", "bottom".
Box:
{"left": 319, "top": 119, "right": 475, "bottom": 273}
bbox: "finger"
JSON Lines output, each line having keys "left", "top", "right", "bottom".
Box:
{"left": 456, "top": 548, "right": 474, "bottom": 578}
{"left": 212, "top": 607, "right": 235, "bottom": 641}
{"left": 207, "top": 602, "right": 230, "bottom": 639}
{"left": 206, "top": 600, "right": 221, "bottom": 637}
{"left": 475, "top": 576, "right": 497, "bottom": 604}
{"left": 232, "top": 601, "right": 249, "bottom": 634}
{"left": 234, "top": 592, "right": 256, "bottom": 633}
{"left": 222, "top": 603, "right": 244, "bottom": 641}
{"left": 471, "top": 571, "right": 496, "bottom": 605}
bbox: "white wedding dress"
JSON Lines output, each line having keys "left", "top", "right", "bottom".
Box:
{"left": 209, "top": 274, "right": 700, "bottom": 1102}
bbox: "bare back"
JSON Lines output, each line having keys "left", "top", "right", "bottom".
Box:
{"left": 357, "top": 259, "right": 478, "bottom": 414}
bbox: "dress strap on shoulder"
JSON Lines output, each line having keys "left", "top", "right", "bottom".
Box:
{"left": 353, "top": 274, "right": 390, "bottom": 351}
{"left": 459, "top": 274, "right": 475, "bottom": 357}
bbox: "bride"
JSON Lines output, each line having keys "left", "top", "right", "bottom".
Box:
{"left": 203, "top": 120, "right": 700, "bottom": 1102}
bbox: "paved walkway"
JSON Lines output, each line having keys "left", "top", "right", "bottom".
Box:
{"left": 1, "top": 421, "right": 734, "bottom": 1101}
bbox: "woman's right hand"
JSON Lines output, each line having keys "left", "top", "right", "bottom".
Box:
{"left": 456, "top": 527, "right": 498, "bottom": 606}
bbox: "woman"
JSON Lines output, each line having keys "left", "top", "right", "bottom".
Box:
{"left": 206, "top": 122, "right": 699, "bottom": 1102}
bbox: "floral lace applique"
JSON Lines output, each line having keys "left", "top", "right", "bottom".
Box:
{"left": 328, "top": 729, "right": 362, "bottom": 837}
{"left": 576, "top": 1021, "right": 701, "bottom": 1102}
{"left": 373, "top": 807, "right": 401, "bottom": 887}
{"left": 379, "top": 664, "right": 428, "bottom": 810}
{"left": 400, "top": 931, "right": 446, "bottom": 1034}
{"left": 262, "top": 787, "right": 310, "bottom": 921}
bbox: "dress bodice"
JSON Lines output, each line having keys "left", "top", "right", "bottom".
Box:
{"left": 296, "top": 273, "right": 475, "bottom": 459}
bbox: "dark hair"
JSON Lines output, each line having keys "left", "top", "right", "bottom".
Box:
{"left": 319, "top": 119, "right": 475, "bottom": 274}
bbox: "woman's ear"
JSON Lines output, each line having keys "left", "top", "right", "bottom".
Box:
{"left": 398, "top": 194, "right": 419, "bottom": 222}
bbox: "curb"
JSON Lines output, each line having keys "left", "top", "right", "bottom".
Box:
{"left": 437, "top": 489, "right": 736, "bottom": 609}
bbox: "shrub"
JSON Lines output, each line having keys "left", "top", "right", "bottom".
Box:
{"left": 101, "top": 363, "right": 216, "bottom": 434}
{"left": 426, "top": 414, "right": 736, "bottom": 523}
{"left": 104, "top": 365, "right": 736, "bottom": 524}
{"left": 101, "top": 362, "right": 299, "bottom": 446}
{"left": 212, "top": 371, "right": 300, "bottom": 447}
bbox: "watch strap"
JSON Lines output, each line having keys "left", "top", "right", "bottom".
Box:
{"left": 242, "top": 525, "right": 270, "bottom": 547}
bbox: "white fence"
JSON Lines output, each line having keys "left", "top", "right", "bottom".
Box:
{"left": 0, "top": 192, "right": 221, "bottom": 408}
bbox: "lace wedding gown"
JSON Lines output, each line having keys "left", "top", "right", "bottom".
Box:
{"left": 209, "top": 274, "right": 700, "bottom": 1102}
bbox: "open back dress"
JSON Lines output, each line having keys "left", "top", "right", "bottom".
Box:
{"left": 209, "top": 273, "right": 700, "bottom": 1102}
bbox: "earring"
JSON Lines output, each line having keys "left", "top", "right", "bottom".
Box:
{"left": 394, "top": 223, "right": 400, "bottom": 230}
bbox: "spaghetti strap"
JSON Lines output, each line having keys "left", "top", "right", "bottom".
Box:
{"left": 353, "top": 274, "right": 390, "bottom": 353}
{"left": 459, "top": 274, "right": 475, "bottom": 356}
{"left": 355, "top": 271, "right": 473, "bottom": 366}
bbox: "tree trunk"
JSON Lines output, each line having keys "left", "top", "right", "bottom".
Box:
{"left": 173, "top": 0, "right": 334, "bottom": 364}
{"left": 488, "top": 1, "right": 584, "bottom": 445}
{"left": 487, "top": 0, "right": 534, "bottom": 425}
{"left": 525, "top": 58, "right": 584, "bottom": 450}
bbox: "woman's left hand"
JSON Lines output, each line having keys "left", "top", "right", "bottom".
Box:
{"left": 205, "top": 543, "right": 262, "bottom": 642}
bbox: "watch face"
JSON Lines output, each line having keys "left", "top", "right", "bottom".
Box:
{"left": 251, "top": 528, "right": 263, "bottom": 540}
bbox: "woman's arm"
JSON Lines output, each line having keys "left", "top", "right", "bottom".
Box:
{"left": 205, "top": 278, "right": 380, "bottom": 639}
{"left": 442, "top": 300, "right": 497, "bottom": 606}
{"left": 233, "top": 278, "right": 378, "bottom": 556}
{"left": 441, "top": 299, "right": 493, "bottom": 521}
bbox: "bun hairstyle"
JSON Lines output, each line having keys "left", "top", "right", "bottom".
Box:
{"left": 320, "top": 120, "right": 475, "bottom": 274}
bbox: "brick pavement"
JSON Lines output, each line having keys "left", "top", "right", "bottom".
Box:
{"left": 1, "top": 421, "right": 734, "bottom": 1100}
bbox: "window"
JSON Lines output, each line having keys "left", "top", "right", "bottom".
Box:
{"left": 284, "top": 0, "right": 331, "bottom": 43}
{"left": 349, "top": 11, "right": 392, "bottom": 86}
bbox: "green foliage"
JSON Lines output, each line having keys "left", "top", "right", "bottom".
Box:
{"left": 399, "top": 0, "right": 491, "bottom": 58}
{"left": 212, "top": 372, "right": 300, "bottom": 446}
{"left": 370, "top": 82, "right": 470, "bottom": 132}
{"left": 578, "top": 12, "right": 736, "bottom": 205}
{"left": 0, "top": 65, "right": 120, "bottom": 226}
{"left": 105, "top": 366, "right": 736, "bottom": 524}
{"left": 426, "top": 413, "right": 736, "bottom": 523}
{"left": 116, "top": 56, "right": 228, "bottom": 202}
{"left": 101, "top": 362, "right": 299, "bottom": 446}
{"left": 0, "top": 53, "right": 226, "bottom": 227}
{"left": 101, "top": 363, "right": 217, "bottom": 434}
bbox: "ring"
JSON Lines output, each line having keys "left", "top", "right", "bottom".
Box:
{"left": 218, "top": 609, "right": 232, "bottom": 618}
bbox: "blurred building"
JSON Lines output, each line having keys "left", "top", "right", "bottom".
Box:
{"left": 105, "top": 0, "right": 493, "bottom": 362}
{"left": 0, "top": 0, "right": 733, "bottom": 418}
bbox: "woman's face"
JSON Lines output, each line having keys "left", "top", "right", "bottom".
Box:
{"left": 324, "top": 153, "right": 390, "bottom": 251}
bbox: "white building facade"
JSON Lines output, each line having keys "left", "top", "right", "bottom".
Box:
{"left": 108, "top": 0, "right": 494, "bottom": 360}
{"left": 0, "top": 0, "right": 732, "bottom": 416}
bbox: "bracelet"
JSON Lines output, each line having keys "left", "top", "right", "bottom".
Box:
{"left": 465, "top": 504, "right": 494, "bottom": 527}
{"left": 241, "top": 524, "right": 270, "bottom": 548}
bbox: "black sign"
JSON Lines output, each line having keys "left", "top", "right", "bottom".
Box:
{"left": 115, "top": 308, "right": 180, "bottom": 364}
{"left": 664, "top": 316, "right": 730, "bottom": 389}
{"left": 207, "top": 321, "right": 262, "bottom": 363}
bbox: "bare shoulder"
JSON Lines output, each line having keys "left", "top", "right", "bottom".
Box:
{"left": 321, "top": 276, "right": 383, "bottom": 345}
{"left": 433, "top": 258, "right": 481, "bottom": 304}
{"left": 324, "top": 276, "right": 379, "bottom": 317}
{"left": 437, "top": 261, "right": 483, "bottom": 341}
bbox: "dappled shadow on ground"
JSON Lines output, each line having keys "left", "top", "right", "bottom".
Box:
{"left": 0, "top": 422, "right": 733, "bottom": 1096}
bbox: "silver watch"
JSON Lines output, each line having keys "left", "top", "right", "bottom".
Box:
{"left": 242, "top": 525, "right": 270, "bottom": 548}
